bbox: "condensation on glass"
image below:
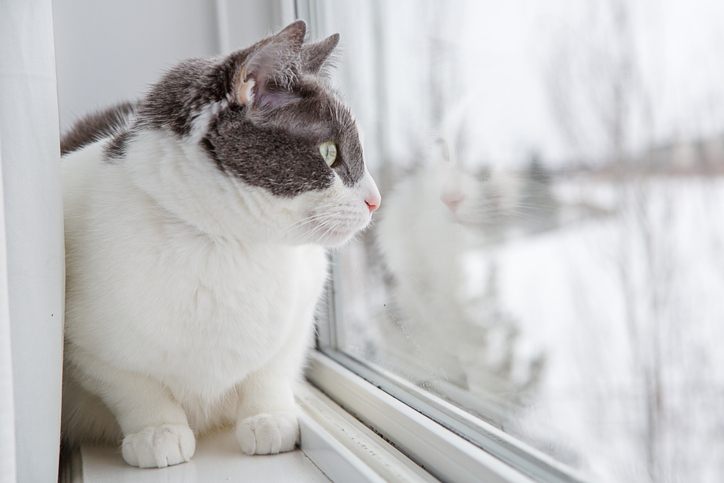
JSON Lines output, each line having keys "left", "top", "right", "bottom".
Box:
{"left": 316, "top": 1, "right": 724, "bottom": 482}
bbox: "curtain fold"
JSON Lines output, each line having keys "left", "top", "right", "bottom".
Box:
{"left": 0, "top": 2, "right": 65, "bottom": 482}
{"left": 0, "top": 135, "right": 15, "bottom": 483}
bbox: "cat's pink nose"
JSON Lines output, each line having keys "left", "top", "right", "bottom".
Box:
{"left": 361, "top": 172, "right": 381, "bottom": 214}
{"left": 365, "top": 193, "right": 381, "bottom": 214}
{"left": 441, "top": 190, "right": 464, "bottom": 213}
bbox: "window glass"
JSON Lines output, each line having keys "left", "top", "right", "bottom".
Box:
{"left": 317, "top": 1, "right": 724, "bottom": 481}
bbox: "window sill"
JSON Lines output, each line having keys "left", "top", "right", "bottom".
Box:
{"left": 306, "top": 351, "right": 539, "bottom": 483}
{"left": 67, "top": 426, "right": 328, "bottom": 483}
{"left": 64, "top": 375, "right": 434, "bottom": 483}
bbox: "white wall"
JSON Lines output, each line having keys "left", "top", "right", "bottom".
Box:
{"left": 53, "top": 0, "right": 220, "bottom": 132}
{"left": 52, "top": 0, "right": 295, "bottom": 133}
{"left": 218, "top": 0, "right": 296, "bottom": 54}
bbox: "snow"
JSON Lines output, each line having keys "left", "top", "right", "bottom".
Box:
{"left": 485, "top": 178, "right": 724, "bottom": 481}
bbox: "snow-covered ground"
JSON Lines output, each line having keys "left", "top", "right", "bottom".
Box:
{"left": 492, "top": 178, "right": 724, "bottom": 482}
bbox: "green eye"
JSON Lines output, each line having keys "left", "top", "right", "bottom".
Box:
{"left": 319, "top": 141, "right": 337, "bottom": 167}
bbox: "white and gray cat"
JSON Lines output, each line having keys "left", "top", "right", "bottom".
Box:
{"left": 60, "top": 21, "right": 380, "bottom": 468}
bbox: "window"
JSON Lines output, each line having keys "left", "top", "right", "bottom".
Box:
{"left": 304, "top": 1, "right": 724, "bottom": 482}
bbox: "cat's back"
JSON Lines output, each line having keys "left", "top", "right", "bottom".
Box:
{"left": 60, "top": 103, "right": 138, "bottom": 213}
{"left": 61, "top": 102, "right": 137, "bottom": 156}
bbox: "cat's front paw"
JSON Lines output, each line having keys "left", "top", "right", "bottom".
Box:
{"left": 236, "top": 411, "right": 299, "bottom": 455}
{"left": 121, "top": 424, "right": 195, "bottom": 468}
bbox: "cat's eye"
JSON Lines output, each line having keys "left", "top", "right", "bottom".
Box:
{"left": 319, "top": 141, "right": 337, "bottom": 167}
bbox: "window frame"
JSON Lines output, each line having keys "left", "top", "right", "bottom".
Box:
{"left": 307, "top": 349, "right": 538, "bottom": 483}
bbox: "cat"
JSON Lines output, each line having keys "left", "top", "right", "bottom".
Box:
{"left": 60, "top": 20, "right": 380, "bottom": 469}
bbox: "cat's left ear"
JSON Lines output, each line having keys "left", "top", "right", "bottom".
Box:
{"left": 301, "top": 34, "right": 340, "bottom": 74}
{"left": 234, "top": 20, "right": 306, "bottom": 109}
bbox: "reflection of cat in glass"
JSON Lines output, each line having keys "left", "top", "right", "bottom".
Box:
{"left": 373, "top": 116, "right": 544, "bottom": 420}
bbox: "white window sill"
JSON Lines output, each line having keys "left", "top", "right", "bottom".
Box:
{"left": 64, "top": 376, "right": 436, "bottom": 483}
{"left": 71, "top": 428, "right": 328, "bottom": 483}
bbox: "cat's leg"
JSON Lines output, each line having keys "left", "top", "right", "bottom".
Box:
{"left": 235, "top": 364, "right": 300, "bottom": 455}
{"left": 234, "top": 249, "right": 325, "bottom": 455}
{"left": 234, "top": 314, "right": 316, "bottom": 455}
{"left": 68, "top": 348, "right": 195, "bottom": 468}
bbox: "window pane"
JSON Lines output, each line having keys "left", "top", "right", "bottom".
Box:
{"left": 318, "top": 1, "right": 724, "bottom": 481}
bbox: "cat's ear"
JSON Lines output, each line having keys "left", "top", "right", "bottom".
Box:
{"left": 234, "top": 20, "right": 307, "bottom": 109}
{"left": 301, "top": 34, "right": 339, "bottom": 75}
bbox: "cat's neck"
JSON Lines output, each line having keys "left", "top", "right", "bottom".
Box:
{"left": 117, "top": 130, "right": 283, "bottom": 245}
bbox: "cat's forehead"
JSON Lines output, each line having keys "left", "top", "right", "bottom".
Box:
{"left": 273, "top": 78, "right": 357, "bottom": 139}
{"left": 308, "top": 80, "right": 353, "bottom": 122}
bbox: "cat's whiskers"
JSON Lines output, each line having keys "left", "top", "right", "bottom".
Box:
{"left": 271, "top": 208, "right": 339, "bottom": 242}
{"left": 298, "top": 206, "right": 362, "bottom": 245}
{"left": 316, "top": 221, "right": 340, "bottom": 246}
{"left": 297, "top": 215, "right": 341, "bottom": 245}
{"left": 271, "top": 206, "right": 350, "bottom": 244}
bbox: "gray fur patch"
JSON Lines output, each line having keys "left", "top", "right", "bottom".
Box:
{"left": 203, "top": 110, "right": 335, "bottom": 196}
{"left": 104, "top": 130, "right": 135, "bottom": 161}
{"left": 61, "top": 103, "right": 137, "bottom": 156}
{"left": 139, "top": 58, "right": 228, "bottom": 138}
{"left": 201, "top": 79, "right": 364, "bottom": 196}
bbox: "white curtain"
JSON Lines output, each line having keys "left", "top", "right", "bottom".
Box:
{"left": 0, "top": 2, "right": 65, "bottom": 483}
{"left": 0, "top": 136, "right": 15, "bottom": 483}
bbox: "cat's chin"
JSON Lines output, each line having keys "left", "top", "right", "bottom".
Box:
{"left": 313, "top": 228, "right": 360, "bottom": 248}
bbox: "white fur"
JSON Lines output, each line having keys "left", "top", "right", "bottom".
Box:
{"left": 188, "top": 100, "right": 226, "bottom": 145}
{"left": 61, "top": 130, "right": 378, "bottom": 467}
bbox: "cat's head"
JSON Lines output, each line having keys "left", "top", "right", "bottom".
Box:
{"left": 133, "top": 21, "right": 380, "bottom": 246}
